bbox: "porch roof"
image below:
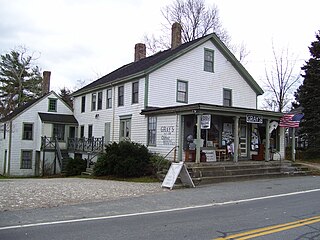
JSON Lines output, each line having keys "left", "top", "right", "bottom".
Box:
{"left": 38, "top": 113, "right": 78, "bottom": 125}
{"left": 141, "top": 103, "right": 283, "bottom": 120}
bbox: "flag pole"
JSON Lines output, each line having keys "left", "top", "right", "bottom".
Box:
{"left": 291, "top": 127, "right": 296, "bottom": 162}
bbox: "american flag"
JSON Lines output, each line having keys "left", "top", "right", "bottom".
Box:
{"left": 279, "top": 114, "right": 300, "bottom": 128}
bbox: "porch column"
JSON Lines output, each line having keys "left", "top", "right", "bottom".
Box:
{"left": 178, "top": 114, "right": 183, "bottom": 162}
{"left": 265, "top": 119, "right": 270, "bottom": 161}
{"left": 195, "top": 114, "right": 202, "bottom": 164}
{"left": 233, "top": 116, "right": 239, "bottom": 162}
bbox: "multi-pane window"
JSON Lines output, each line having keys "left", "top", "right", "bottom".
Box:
{"left": 120, "top": 118, "right": 131, "bottom": 141}
{"left": 118, "top": 86, "right": 124, "bottom": 106}
{"left": 148, "top": 116, "right": 157, "bottom": 145}
{"left": 223, "top": 88, "right": 232, "bottom": 106}
{"left": 81, "top": 96, "right": 86, "bottom": 113}
{"left": 88, "top": 125, "right": 93, "bottom": 138}
{"left": 132, "top": 82, "right": 139, "bottom": 104}
{"left": 48, "top": 98, "right": 57, "bottom": 112}
{"left": 53, "top": 124, "right": 65, "bottom": 141}
{"left": 91, "top": 93, "right": 97, "bottom": 111}
{"left": 204, "top": 49, "right": 214, "bottom": 72}
{"left": 97, "top": 91, "right": 103, "bottom": 110}
{"left": 106, "top": 89, "right": 112, "bottom": 109}
{"left": 80, "top": 125, "right": 85, "bottom": 138}
{"left": 22, "top": 123, "right": 33, "bottom": 140}
{"left": 21, "top": 150, "right": 32, "bottom": 169}
{"left": 177, "top": 80, "right": 188, "bottom": 103}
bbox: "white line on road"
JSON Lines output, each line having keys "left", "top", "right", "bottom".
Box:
{"left": 1, "top": 188, "right": 320, "bottom": 231}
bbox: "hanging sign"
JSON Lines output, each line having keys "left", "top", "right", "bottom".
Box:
{"left": 162, "top": 162, "right": 195, "bottom": 190}
{"left": 246, "top": 115, "right": 263, "bottom": 124}
{"left": 201, "top": 115, "right": 211, "bottom": 129}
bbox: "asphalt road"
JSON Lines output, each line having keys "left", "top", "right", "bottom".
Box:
{"left": 1, "top": 176, "right": 320, "bottom": 239}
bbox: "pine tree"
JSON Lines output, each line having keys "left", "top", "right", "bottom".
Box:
{"left": 59, "top": 87, "right": 73, "bottom": 108}
{"left": 0, "top": 48, "right": 43, "bottom": 118}
{"left": 294, "top": 31, "right": 320, "bottom": 157}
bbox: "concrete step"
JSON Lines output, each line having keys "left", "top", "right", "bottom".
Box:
{"left": 81, "top": 167, "right": 94, "bottom": 176}
{"left": 192, "top": 172, "right": 288, "bottom": 184}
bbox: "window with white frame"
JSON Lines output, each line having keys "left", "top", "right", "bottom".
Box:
{"left": 91, "top": 93, "right": 97, "bottom": 111}
{"left": 120, "top": 118, "right": 131, "bottom": 141}
{"left": 177, "top": 80, "right": 188, "bottom": 103}
{"left": 97, "top": 91, "right": 103, "bottom": 110}
{"left": 148, "top": 116, "right": 157, "bottom": 145}
{"left": 48, "top": 98, "right": 57, "bottom": 112}
{"left": 53, "top": 124, "right": 65, "bottom": 141}
{"left": 204, "top": 49, "right": 214, "bottom": 72}
{"left": 132, "top": 81, "right": 139, "bottom": 104}
{"left": 106, "top": 88, "right": 112, "bottom": 109}
{"left": 22, "top": 123, "right": 33, "bottom": 140}
{"left": 81, "top": 96, "right": 86, "bottom": 113}
{"left": 21, "top": 150, "right": 32, "bottom": 169}
{"left": 223, "top": 88, "right": 232, "bottom": 106}
{"left": 118, "top": 86, "right": 124, "bottom": 106}
{"left": 88, "top": 125, "right": 93, "bottom": 138}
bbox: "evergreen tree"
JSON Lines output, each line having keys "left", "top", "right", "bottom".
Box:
{"left": 0, "top": 48, "right": 43, "bottom": 118}
{"left": 294, "top": 31, "right": 320, "bottom": 157}
{"left": 59, "top": 87, "right": 73, "bottom": 108}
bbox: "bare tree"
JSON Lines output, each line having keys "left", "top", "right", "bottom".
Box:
{"left": 261, "top": 43, "right": 301, "bottom": 112}
{"left": 144, "top": 0, "right": 231, "bottom": 51}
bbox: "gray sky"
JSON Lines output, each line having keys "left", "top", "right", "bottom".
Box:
{"left": 1, "top": 0, "right": 319, "bottom": 95}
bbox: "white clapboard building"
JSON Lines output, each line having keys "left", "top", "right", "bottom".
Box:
{"left": 0, "top": 72, "right": 78, "bottom": 176}
{"left": 72, "top": 23, "right": 284, "bottom": 165}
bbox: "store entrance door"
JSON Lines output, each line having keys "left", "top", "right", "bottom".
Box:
{"left": 239, "top": 124, "right": 248, "bottom": 158}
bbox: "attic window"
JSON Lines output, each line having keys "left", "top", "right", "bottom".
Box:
{"left": 204, "top": 49, "right": 214, "bottom": 72}
{"left": 48, "top": 98, "right": 57, "bottom": 112}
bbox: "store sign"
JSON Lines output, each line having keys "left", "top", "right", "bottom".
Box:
{"left": 201, "top": 115, "right": 211, "bottom": 129}
{"left": 246, "top": 115, "right": 263, "bottom": 124}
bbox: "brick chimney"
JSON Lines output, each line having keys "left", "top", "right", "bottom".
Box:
{"left": 171, "top": 22, "right": 182, "bottom": 49}
{"left": 134, "top": 43, "right": 146, "bottom": 62}
{"left": 42, "top": 71, "right": 51, "bottom": 95}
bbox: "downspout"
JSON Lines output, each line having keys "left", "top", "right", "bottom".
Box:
{"left": 7, "top": 121, "right": 12, "bottom": 175}
{"left": 111, "top": 84, "right": 115, "bottom": 142}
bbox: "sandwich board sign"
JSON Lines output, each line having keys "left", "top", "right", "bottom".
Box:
{"left": 161, "top": 162, "right": 195, "bottom": 190}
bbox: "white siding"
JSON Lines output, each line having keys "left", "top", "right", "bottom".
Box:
{"left": 74, "top": 78, "right": 147, "bottom": 144}
{"left": 3, "top": 92, "right": 73, "bottom": 176}
{"left": 148, "top": 41, "right": 257, "bottom": 109}
{"left": 148, "top": 115, "right": 179, "bottom": 161}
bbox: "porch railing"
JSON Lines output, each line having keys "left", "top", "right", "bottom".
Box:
{"left": 67, "top": 137, "right": 104, "bottom": 153}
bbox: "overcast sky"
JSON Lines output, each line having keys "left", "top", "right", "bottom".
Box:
{"left": 1, "top": 0, "right": 319, "bottom": 95}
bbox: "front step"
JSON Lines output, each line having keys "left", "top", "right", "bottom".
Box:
{"left": 81, "top": 167, "right": 94, "bottom": 176}
{"left": 186, "top": 160, "right": 310, "bottom": 185}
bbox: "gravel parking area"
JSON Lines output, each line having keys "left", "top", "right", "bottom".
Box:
{"left": 0, "top": 178, "right": 164, "bottom": 211}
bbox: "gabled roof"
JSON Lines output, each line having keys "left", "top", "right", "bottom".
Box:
{"left": 38, "top": 113, "right": 78, "bottom": 125}
{"left": 0, "top": 91, "right": 71, "bottom": 123}
{"left": 73, "top": 34, "right": 264, "bottom": 96}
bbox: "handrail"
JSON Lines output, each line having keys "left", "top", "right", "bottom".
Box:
{"left": 157, "top": 145, "right": 178, "bottom": 171}
{"left": 67, "top": 137, "right": 104, "bottom": 153}
{"left": 55, "top": 137, "right": 62, "bottom": 169}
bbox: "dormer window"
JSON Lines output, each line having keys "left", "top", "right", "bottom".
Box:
{"left": 204, "top": 49, "right": 214, "bottom": 72}
{"left": 48, "top": 98, "right": 57, "bottom": 112}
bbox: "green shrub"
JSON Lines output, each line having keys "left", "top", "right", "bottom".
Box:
{"left": 65, "top": 157, "right": 87, "bottom": 176}
{"left": 94, "top": 141, "right": 152, "bottom": 178}
{"left": 150, "top": 154, "right": 170, "bottom": 174}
